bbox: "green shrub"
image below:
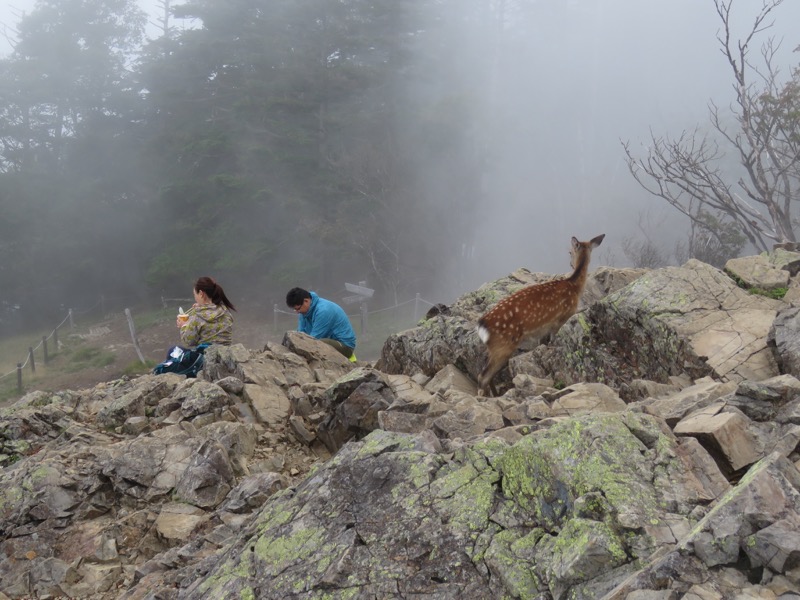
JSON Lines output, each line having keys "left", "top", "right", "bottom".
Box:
{"left": 725, "top": 269, "right": 788, "bottom": 300}
{"left": 749, "top": 287, "right": 788, "bottom": 300}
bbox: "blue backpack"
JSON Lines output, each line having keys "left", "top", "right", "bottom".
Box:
{"left": 152, "top": 343, "right": 210, "bottom": 377}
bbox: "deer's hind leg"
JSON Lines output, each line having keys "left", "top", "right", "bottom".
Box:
{"left": 478, "top": 336, "right": 519, "bottom": 397}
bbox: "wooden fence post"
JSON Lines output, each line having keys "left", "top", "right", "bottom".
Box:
{"left": 360, "top": 302, "right": 368, "bottom": 336}
{"left": 42, "top": 336, "right": 48, "bottom": 364}
{"left": 274, "top": 303, "right": 278, "bottom": 332}
{"left": 69, "top": 309, "right": 74, "bottom": 329}
{"left": 125, "top": 308, "right": 147, "bottom": 365}
{"left": 54, "top": 326, "right": 58, "bottom": 350}
{"left": 28, "top": 347, "right": 35, "bottom": 373}
{"left": 17, "top": 363, "right": 22, "bottom": 393}
{"left": 414, "top": 293, "right": 420, "bottom": 322}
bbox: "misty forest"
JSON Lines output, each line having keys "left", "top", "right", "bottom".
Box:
{"left": 1, "top": 0, "right": 799, "bottom": 335}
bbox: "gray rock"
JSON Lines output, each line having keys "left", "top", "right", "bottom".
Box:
{"left": 288, "top": 414, "right": 316, "bottom": 444}
{"left": 175, "top": 439, "right": 235, "bottom": 508}
{"left": 179, "top": 380, "right": 232, "bottom": 419}
{"left": 621, "top": 378, "right": 683, "bottom": 403}
{"left": 549, "top": 382, "right": 627, "bottom": 416}
{"left": 605, "top": 452, "right": 800, "bottom": 599}
{"left": 216, "top": 376, "right": 245, "bottom": 394}
{"left": 767, "top": 248, "right": 800, "bottom": 276}
{"left": 770, "top": 306, "right": 800, "bottom": 378}
{"left": 636, "top": 378, "right": 737, "bottom": 427}
{"left": 674, "top": 403, "right": 762, "bottom": 473}
{"left": 201, "top": 343, "right": 249, "bottom": 381}
{"left": 242, "top": 381, "right": 290, "bottom": 427}
{"left": 281, "top": 330, "right": 355, "bottom": 372}
{"left": 744, "top": 514, "right": 800, "bottom": 573}
{"left": 726, "top": 254, "right": 791, "bottom": 290}
{"left": 317, "top": 369, "right": 395, "bottom": 452}
{"left": 219, "top": 472, "right": 285, "bottom": 513}
{"left": 96, "top": 376, "right": 180, "bottom": 428}
{"left": 425, "top": 363, "right": 478, "bottom": 396}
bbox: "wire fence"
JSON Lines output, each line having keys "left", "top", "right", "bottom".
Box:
{"left": 0, "top": 292, "right": 439, "bottom": 398}
{"left": 0, "top": 293, "right": 149, "bottom": 395}
{"left": 0, "top": 299, "right": 104, "bottom": 394}
{"left": 0, "top": 311, "right": 70, "bottom": 391}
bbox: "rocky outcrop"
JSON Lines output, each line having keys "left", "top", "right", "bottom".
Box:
{"left": 1, "top": 251, "right": 800, "bottom": 599}
{"left": 377, "top": 265, "right": 645, "bottom": 392}
{"left": 380, "top": 259, "right": 790, "bottom": 394}
{"left": 0, "top": 342, "right": 339, "bottom": 599}
{"left": 537, "top": 259, "right": 784, "bottom": 388}
{"left": 183, "top": 415, "right": 716, "bottom": 599}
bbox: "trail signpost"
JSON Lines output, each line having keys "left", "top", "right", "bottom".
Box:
{"left": 344, "top": 282, "right": 374, "bottom": 298}
{"left": 344, "top": 281, "right": 374, "bottom": 335}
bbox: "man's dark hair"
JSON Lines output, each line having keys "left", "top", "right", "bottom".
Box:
{"left": 286, "top": 287, "right": 311, "bottom": 308}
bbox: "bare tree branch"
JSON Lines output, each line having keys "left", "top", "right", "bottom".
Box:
{"left": 623, "top": 0, "right": 798, "bottom": 256}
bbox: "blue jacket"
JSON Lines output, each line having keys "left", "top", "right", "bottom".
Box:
{"left": 297, "top": 292, "right": 357, "bottom": 349}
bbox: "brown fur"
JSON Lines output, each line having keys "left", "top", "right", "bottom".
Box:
{"left": 476, "top": 234, "right": 605, "bottom": 396}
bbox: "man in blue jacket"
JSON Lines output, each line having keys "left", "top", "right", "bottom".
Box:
{"left": 286, "top": 287, "right": 357, "bottom": 361}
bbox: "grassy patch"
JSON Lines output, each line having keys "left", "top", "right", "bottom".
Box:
{"left": 133, "top": 307, "right": 176, "bottom": 331}
{"left": 0, "top": 364, "right": 65, "bottom": 406}
{"left": 0, "top": 380, "right": 21, "bottom": 405}
{"left": 748, "top": 287, "right": 788, "bottom": 300}
{"left": 725, "top": 270, "right": 788, "bottom": 300}
{"left": 64, "top": 346, "right": 116, "bottom": 371}
{"left": 0, "top": 328, "right": 64, "bottom": 404}
{"left": 0, "top": 329, "right": 59, "bottom": 375}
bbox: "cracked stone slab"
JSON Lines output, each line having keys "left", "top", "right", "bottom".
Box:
{"left": 545, "top": 260, "right": 783, "bottom": 387}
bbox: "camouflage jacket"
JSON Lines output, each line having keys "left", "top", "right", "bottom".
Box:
{"left": 179, "top": 304, "right": 233, "bottom": 347}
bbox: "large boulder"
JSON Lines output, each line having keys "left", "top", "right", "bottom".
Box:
{"left": 181, "top": 412, "right": 745, "bottom": 599}
{"left": 725, "top": 254, "right": 791, "bottom": 290}
{"left": 539, "top": 260, "right": 783, "bottom": 388}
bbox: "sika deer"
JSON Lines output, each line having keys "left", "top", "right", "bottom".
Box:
{"left": 476, "top": 234, "right": 605, "bottom": 396}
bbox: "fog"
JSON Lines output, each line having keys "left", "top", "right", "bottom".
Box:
{"left": 0, "top": 0, "right": 170, "bottom": 55}
{"left": 1, "top": 0, "right": 799, "bottom": 311}
{"left": 436, "top": 0, "right": 800, "bottom": 297}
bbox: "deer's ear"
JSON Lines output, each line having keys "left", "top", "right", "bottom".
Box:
{"left": 591, "top": 234, "right": 605, "bottom": 248}
{"left": 572, "top": 236, "right": 580, "bottom": 249}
